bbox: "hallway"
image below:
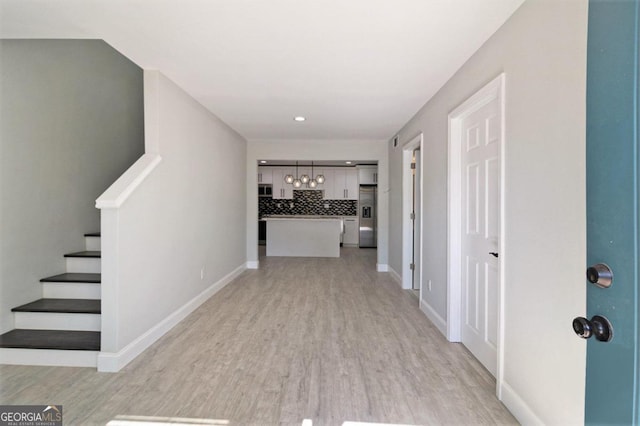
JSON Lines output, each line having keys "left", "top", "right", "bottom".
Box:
{"left": 0, "top": 249, "right": 516, "bottom": 425}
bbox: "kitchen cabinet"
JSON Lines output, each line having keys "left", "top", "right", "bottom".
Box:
{"left": 333, "top": 168, "right": 359, "bottom": 200}
{"left": 343, "top": 217, "right": 359, "bottom": 246}
{"left": 318, "top": 169, "right": 334, "bottom": 199}
{"left": 271, "top": 168, "right": 293, "bottom": 199}
{"left": 266, "top": 217, "right": 341, "bottom": 257}
{"left": 258, "top": 167, "right": 273, "bottom": 184}
{"left": 357, "top": 166, "right": 378, "bottom": 185}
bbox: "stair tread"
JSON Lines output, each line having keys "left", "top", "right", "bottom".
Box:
{"left": 84, "top": 232, "right": 100, "bottom": 237}
{"left": 0, "top": 329, "right": 100, "bottom": 351}
{"left": 64, "top": 250, "right": 101, "bottom": 258}
{"left": 40, "top": 273, "right": 100, "bottom": 283}
{"left": 12, "top": 298, "right": 101, "bottom": 314}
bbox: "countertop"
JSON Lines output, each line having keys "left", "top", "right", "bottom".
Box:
{"left": 264, "top": 216, "right": 342, "bottom": 222}
{"left": 261, "top": 214, "right": 355, "bottom": 220}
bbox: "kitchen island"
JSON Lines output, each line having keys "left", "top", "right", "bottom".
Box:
{"left": 265, "top": 216, "right": 343, "bottom": 257}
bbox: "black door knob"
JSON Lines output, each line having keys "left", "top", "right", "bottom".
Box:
{"left": 573, "top": 317, "right": 593, "bottom": 339}
{"left": 572, "top": 315, "right": 613, "bottom": 342}
{"left": 591, "top": 315, "right": 614, "bottom": 342}
{"left": 489, "top": 252, "right": 499, "bottom": 258}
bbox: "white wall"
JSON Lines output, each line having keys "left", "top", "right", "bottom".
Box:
{"left": 0, "top": 40, "right": 144, "bottom": 334}
{"left": 247, "top": 139, "right": 388, "bottom": 269}
{"left": 97, "top": 71, "right": 247, "bottom": 368}
{"left": 388, "top": 0, "right": 587, "bottom": 424}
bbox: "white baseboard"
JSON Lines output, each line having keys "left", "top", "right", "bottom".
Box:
{"left": 246, "top": 260, "right": 259, "bottom": 269}
{"left": 0, "top": 348, "right": 98, "bottom": 367}
{"left": 376, "top": 263, "right": 389, "bottom": 272}
{"left": 419, "top": 298, "right": 447, "bottom": 337}
{"left": 388, "top": 266, "right": 402, "bottom": 286}
{"left": 97, "top": 262, "right": 246, "bottom": 372}
{"left": 500, "top": 380, "right": 544, "bottom": 425}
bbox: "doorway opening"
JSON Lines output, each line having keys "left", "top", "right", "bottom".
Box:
{"left": 412, "top": 148, "right": 421, "bottom": 296}
{"left": 402, "top": 134, "right": 423, "bottom": 294}
{"left": 256, "top": 160, "right": 379, "bottom": 263}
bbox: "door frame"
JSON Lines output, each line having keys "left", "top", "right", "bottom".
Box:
{"left": 447, "top": 73, "right": 506, "bottom": 390}
{"left": 402, "top": 133, "right": 423, "bottom": 291}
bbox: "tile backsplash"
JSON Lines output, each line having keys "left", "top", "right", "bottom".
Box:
{"left": 259, "top": 190, "right": 357, "bottom": 218}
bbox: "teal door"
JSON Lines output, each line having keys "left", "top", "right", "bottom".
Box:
{"left": 586, "top": 0, "right": 640, "bottom": 423}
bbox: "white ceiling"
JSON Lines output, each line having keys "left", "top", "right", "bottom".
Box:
{"left": 1, "top": 0, "right": 525, "bottom": 141}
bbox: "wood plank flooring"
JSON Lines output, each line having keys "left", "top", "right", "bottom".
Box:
{"left": 0, "top": 248, "right": 517, "bottom": 425}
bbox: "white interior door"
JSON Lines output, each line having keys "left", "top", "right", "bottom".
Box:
{"left": 413, "top": 149, "right": 421, "bottom": 291}
{"left": 461, "top": 96, "right": 501, "bottom": 377}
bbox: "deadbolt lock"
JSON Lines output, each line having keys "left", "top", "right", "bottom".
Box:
{"left": 586, "top": 263, "right": 613, "bottom": 288}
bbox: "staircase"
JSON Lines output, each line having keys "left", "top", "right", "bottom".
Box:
{"left": 0, "top": 233, "right": 102, "bottom": 367}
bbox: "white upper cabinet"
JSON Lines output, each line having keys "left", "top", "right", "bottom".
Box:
{"left": 332, "top": 168, "right": 359, "bottom": 200}
{"left": 316, "top": 169, "right": 334, "bottom": 199}
{"left": 258, "top": 166, "right": 273, "bottom": 184}
{"left": 357, "top": 165, "right": 378, "bottom": 185}
{"left": 345, "top": 169, "right": 359, "bottom": 199}
{"left": 263, "top": 165, "right": 359, "bottom": 200}
{"left": 271, "top": 167, "right": 293, "bottom": 199}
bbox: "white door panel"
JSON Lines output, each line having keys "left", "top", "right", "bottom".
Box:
{"left": 461, "top": 96, "right": 500, "bottom": 377}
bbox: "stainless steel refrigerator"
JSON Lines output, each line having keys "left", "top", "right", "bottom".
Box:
{"left": 359, "top": 185, "right": 377, "bottom": 248}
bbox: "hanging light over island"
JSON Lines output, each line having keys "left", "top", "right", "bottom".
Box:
{"left": 284, "top": 161, "right": 325, "bottom": 189}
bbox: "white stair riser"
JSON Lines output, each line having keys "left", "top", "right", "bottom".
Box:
{"left": 42, "top": 283, "right": 101, "bottom": 300}
{"left": 66, "top": 257, "right": 101, "bottom": 273}
{"left": 0, "top": 348, "right": 98, "bottom": 367}
{"left": 85, "top": 236, "right": 101, "bottom": 251}
{"left": 14, "top": 312, "right": 101, "bottom": 331}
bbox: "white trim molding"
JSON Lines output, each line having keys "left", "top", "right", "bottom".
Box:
{"left": 448, "top": 72, "right": 506, "bottom": 388}
{"left": 376, "top": 263, "right": 389, "bottom": 272}
{"left": 246, "top": 260, "right": 259, "bottom": 269}
{"left": 500, "top": 381, "right": 544, "bottom": 425}
{"left": 388, "top": 266, "right": 402, "bottom": 286}
{"left": 419, "top": 299, "right": 447, "bottom": 337}
{"left": 97, "top": 263, "right": 246, "bottom": 372}
{"left": 95, "top": 154, "right": 162, "bottom": 209}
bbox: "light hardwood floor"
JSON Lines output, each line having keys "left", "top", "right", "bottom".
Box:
{"left": 0, "top": 248, "right": 517, "bottom": 425}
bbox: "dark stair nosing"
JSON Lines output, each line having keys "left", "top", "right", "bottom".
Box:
{"left": 40, "top": 273, "right": 101, "bottom": 283}
{"left": 12, "top": 298, "right": 101, "bottom": 314}
{"left": 84, "top": 232, "right": 100, "bottom": 237}
{"left": 64, "top": 250, "right": 101, "bottom": 258}
{"left": 0, "top": 329, "right": 100, "bottom": 351}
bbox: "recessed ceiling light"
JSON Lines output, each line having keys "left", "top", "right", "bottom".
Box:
{"left": 345, "top": 161, "right": 352, "bottom": 164}
{"left": 259, "top": 160, "right": 267, "bottom": 164}
{"left": 293, "top": 116, "right": 306, "bottom": 122}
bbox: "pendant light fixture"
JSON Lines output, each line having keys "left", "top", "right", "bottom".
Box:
{"left": 284, "top": 160, "right": 324, "bottom": 187}
{"left": 284, "top": 172, "right": 294, "bottom": 184}
{"left": 308, "top": 161, "right": 318, "bottom": 188}
{"left": 300, "top": 160, "right": 310, "bottom": 184}
{"left": 292, "top": 161, "right": 302, "bottom": 188}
